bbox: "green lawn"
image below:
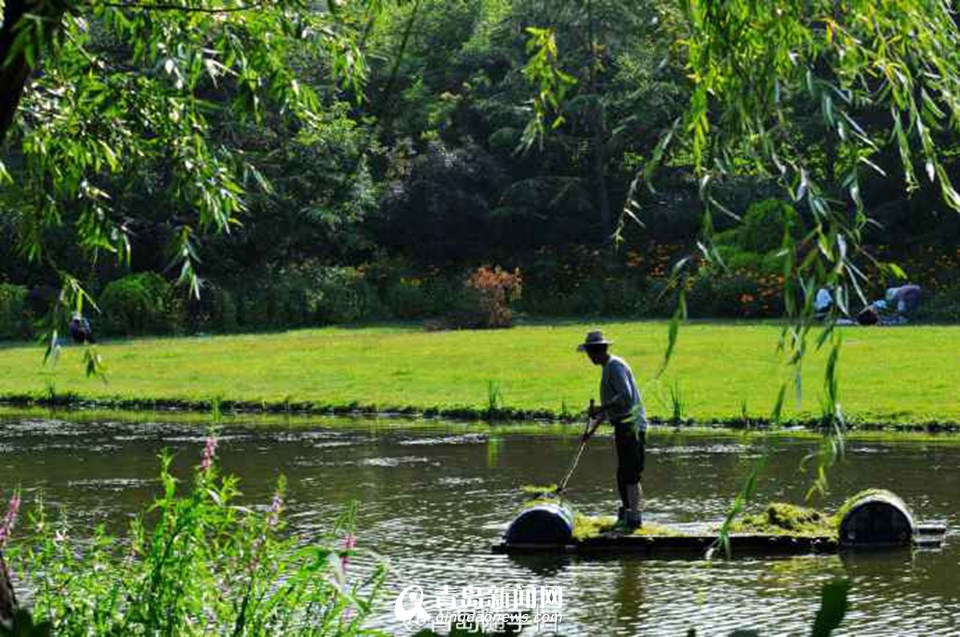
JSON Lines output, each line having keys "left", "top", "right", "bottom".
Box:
{"left": 0, "top": 321, "right": 958, "bottom": 424}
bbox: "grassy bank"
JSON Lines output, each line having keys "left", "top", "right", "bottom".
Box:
{"left": 0, "top": 321, "right": 958, "bottom": 427}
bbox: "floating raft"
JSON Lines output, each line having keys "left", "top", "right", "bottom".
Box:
{"left": 494, "top": 491, "right": 948, "bottom": 557}
{"left": 495, "top": 532, "right": 840, "bottom": 556}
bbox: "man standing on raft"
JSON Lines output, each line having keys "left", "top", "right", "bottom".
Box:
{"left": 578, "top": 329, "right": 647, "bottom": 530}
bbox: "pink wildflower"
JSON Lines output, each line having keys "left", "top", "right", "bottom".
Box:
{"left": 340, "top": 533, "right": 356, "bottom": 571}
{"left": 267, "top": 491, "right": 283, "bottom": 529}
{"left": 200, "top": 435, "right": 218, "bottom": 472}
{"left": 0, "top": 493, "right": 21, "bottom": 549}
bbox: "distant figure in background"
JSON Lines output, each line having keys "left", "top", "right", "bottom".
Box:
{"left": 68, "top": 312, "right": 94, "bottom": 344}
{"left": 814, "top": 287, "right": 833, "bottom": 320}
{"left": 856, "top": 305, "right": 880, "bottom": 326}
{"left": 886, "top": 284, "right": 922, "bottom": 321}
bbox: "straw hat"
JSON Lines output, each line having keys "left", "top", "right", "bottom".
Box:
{"left": 576, "top": 329, "right": 613, "bottom": 352}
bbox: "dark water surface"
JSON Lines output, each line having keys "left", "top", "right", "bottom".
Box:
{"left": 0, "top": 415, "right": 957, "bottom": 636}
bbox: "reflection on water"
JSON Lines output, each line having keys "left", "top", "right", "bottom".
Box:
{"left": 0, "top": 415, "right": 958, "bottom": 635}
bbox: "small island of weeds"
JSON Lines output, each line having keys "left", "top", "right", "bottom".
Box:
{"left": 728, "top": 502, "right": 835, "bottom": 538}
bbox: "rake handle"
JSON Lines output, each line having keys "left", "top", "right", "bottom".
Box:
{"left": 555, "top": 400, "right": 596, "bottom": 495}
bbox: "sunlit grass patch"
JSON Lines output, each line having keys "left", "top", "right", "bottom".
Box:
{"left": 0, "top": 321, "right": 957, "bottom": 426}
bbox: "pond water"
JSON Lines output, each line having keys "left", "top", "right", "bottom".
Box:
{"left": 0, "top": 414, "right": 958, "bottom": 636}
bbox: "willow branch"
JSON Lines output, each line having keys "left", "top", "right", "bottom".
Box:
{"left": 100, "top": 0, "right": 266, "bottom": 13}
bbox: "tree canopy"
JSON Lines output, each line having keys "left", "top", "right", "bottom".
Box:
{"left": 3, "top": 0, "right": 960, "bottom": 370}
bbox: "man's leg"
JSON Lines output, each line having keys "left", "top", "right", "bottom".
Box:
{"left": 616, "top": 441, "right": 628, "bottom": 521}
{"left": 625, "top": 482, "right": 641, "bottom": 511}
{"left": 617, "top": 475, "right": 629, "bottom": 509}
{"left": 615, "top": 423, "right": 644, "bottom": 528}
{"left": 623, "top": 429, "right": 645, "bottom": 528}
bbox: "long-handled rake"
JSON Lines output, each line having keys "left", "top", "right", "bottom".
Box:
{"left": 528, "top": 400, "right": 596, "bottom": 500}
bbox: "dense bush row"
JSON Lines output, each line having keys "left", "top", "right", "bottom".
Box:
{"left": 3, "top": 257, "right": 959, "bottom": 341}
{"left": 2, "top": 197, "right": 958, "bottom": 340}
{"left": 0, "top": 265, "right": 523, "bottom": 339}
{"left": 0, "top": 284, "right": 32, "bottom": 340}
{"left": 4, "top": 260, "right": 956, "bottom": 342}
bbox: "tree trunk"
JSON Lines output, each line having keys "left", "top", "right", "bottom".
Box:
{"left": 0, "top": 550, "right": 16, "bottom": 628}
{"left": 592, "top": 99, "right": 611, "bottom": 243}
{"left": 585, "top": 0, "right": 611, "bottom": 245}
{"left": 0, "top": 0, "right": 61, "bottom": 145}
{"left": 0, "top": 0, "right": 31, "bottom": 144}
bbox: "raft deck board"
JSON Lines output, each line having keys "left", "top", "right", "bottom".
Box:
{"left": 494, "top": 532, "right": 840, "bottom": 556}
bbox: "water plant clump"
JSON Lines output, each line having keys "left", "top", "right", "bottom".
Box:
{"left": 572, "top": 514, "right": 616, "bottom": 539}
{"left": 729, "top": 502, "right": 835, "bottom": 537}
{"left": 572, "top": 514, "right": 684, "bottom": 540}
{"left": 519, "top": 484, "right": 558, "bottom": 495}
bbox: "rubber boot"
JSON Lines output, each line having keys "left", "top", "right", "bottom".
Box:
{"left": 625, "top": 509, "right": 643, "bottom": 529}
{"left": 617, "top": 506, "right": 625, "bottom": 523}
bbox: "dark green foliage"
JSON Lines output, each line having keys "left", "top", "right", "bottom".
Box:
{"left": 5, "top": 0, "right": 960, "bottom": 343}
{"left": 209, "top": 266, "right": 384, "bottom": 332}
{"left": 518, "top": 247, "right": 655, "bottom": 317}
{"left": 384, "top": 279, "right": 433, "bottom": 319}
{"left": 716, "top": 199, "right": 803, "bottom": 255}
{"left": 686, "top": 271, "right": 783, "bottom": 318}
{"left": 0, "top": 609, "right": 53, "bottom": 637}
{"left": 811, "top": 579, "right": 852, "bottom": 637}
{"left": 0, "top": 285, "right": 31, "bottom": 340}
{"left": 99, "top": 273, "right": 182, "bottom": 337}
{"left": 211, "top": 287, "right": 239, "bottom": 333}
{"left": 311, "top": 268, "right": 383, "bottom": 325}
{"left": 914, "top": 289, "right": 960, "bottom": 323}
{"left": 376, "top": 141, "right": 509, "bottom": 264}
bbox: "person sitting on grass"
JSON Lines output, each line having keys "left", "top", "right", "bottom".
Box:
{"left": 577, "top": 329, "right": 647, "bottom": 530}
{"left": 814, "top": 287, "right": 833, "bottom": 320}
{"left": 69, "top": 311, "right": 94, "bottom": 344}
{"left": 885, "top": 284, "right": 922, "bottom": 322}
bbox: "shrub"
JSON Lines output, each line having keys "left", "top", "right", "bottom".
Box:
{"left": 723, "top": 249, "right": 764, "bottom": 272}
{"left": 686, "top": 270, "right": 783, "bottom": 318}
{"left": 0, "top": 283, "right": 32, "bottom": 340}
{"left": 4, "top": 436, "right": 382, "bottom": 636}
{"left": 211, "top": 286, "right": 239, "bottom": 332}
{"left": 307, "top": 267, "right": 382, "bottom": 325}
{"left": 257, "top": 278, "right": 311, "bottom": 328}
{"left": 422, "top": 275, "right": 471, "bottom": 316}
{"left": 599, "top": 276, "right": 647, "bottom": 315}
{"left": 203, "top": 266, "right": 384, "bottom": 332}
{"left": 384, "top": 278, "right": 431, "bottom": 319}
{"left": 234, "top": 283, "right": 281, "bottom": 330}
{"left": 636, "top": 278, "right": 676, "bottom": 318}
{"left": 186, "top": 285, "right": 240, "bottom": 333}
{"left": 465, "top": 266, "right": 522, "bottom": 328}
{"left": 914, "top": 288, "right": 960, "bottom": 322}
{"left": 717, "top": 198, "right": 803, "bottom": 253}
{"left": 99, "top": 272, "right": 182, "bottom": 336}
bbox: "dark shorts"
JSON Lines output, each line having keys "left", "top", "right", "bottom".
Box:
{"left": 614, "top": 421, "right": 645, "bottom": 484}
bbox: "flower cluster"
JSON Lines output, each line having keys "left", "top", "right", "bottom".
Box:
{"left": 200, "top": 435, "right": 218, "bottom": 472}
{"left": 0, "top": 492, "right": 21, "bottom": 549}
{"left": 466, "top": 266, "right": 523, "bottom": 328}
